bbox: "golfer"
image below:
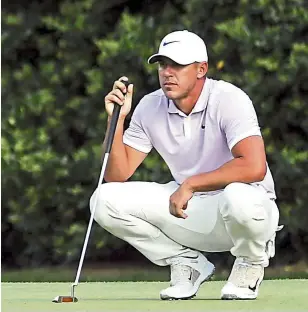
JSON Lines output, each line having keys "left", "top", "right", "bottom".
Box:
{"left": 90, "top": 30, "right": 282, "bottom": 300}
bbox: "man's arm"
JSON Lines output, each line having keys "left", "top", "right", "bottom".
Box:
{"left": 169, "top": 135, "right": 267, "bottom": 218}
{"left": 102, "top": 77, "right": 148, "bottom": 182}
{"left": 103, "top": 116, "right": 147, "bottom": 182}
{"left": 183, "top": 135, "right": 267, "bottom": 192}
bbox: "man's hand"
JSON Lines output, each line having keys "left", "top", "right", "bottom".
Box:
{"left": 169, "top": 183, "right": 194, "bottom": 219}
{"left": 105, "top": 76, "right": 133, "bottom": 118}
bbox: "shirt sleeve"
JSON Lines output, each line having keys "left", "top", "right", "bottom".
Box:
{"left": 219, "top": 90, "right": 262, "bottom": 150}
{"left": 123, "top": 100, "right": 153, "bottom": 154}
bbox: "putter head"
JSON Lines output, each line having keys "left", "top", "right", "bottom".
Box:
{"left": 52, "top": 296, "right": 78, "bottom": 303}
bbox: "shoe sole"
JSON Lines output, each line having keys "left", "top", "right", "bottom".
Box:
{"left": 221, "top": 280, "right": 261, "bottom": 300}
{"left": 221, "top": 294, "right": 257, "bottom": 300}
{"left": 160, "top": 267, "right": 215, "bottom": 301}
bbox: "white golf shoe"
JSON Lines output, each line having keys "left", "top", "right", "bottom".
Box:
{"left": 160, "top": 252, "right": 215, "bottom": 300}
{"left": 221, "top": 257, "right": 264, "bottom": 300}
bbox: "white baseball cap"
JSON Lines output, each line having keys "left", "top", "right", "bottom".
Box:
{"left": 148, "top": 30, "right": 208, "bottom": 65}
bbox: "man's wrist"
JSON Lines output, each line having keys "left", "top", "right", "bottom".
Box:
{"left": 182, "top": 178, "right": 195, "bottom": 193}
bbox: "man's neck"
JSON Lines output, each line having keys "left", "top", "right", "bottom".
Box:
{"left": 174, "top": 78, "right": 206, "bottom": 115}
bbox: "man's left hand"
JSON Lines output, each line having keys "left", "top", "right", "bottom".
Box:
{"left": 169, "top": 183, "right": 194, "bottom": 219}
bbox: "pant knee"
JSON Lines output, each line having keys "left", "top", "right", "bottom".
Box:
{"left": 89, "top": 183, "right": 119, "bottom": 229}
{"left": 221, "top": 182, "right": 267, "bottom": 225}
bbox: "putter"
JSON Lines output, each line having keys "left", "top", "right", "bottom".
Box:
{"left": 52, "top": 80, "right": 130, "bottom": 303}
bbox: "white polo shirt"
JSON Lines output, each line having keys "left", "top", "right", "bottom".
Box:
{"left": 123, "top": 78, "right": 276, "bottom": 199}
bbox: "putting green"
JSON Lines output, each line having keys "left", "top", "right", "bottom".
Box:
{"left": 2, "top": 280, "right": 308, "bottom": 311}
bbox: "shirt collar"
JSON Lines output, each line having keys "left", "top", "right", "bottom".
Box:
{"left": 167, "top": 78, "right": 211, "bottom": 115}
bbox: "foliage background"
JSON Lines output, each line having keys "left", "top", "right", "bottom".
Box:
{"left": 2, "top": 0, "right": 308, "bottom": 271}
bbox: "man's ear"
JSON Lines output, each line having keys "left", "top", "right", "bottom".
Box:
{"left": 197, "top": 62, "right": 208, "bottom": 78}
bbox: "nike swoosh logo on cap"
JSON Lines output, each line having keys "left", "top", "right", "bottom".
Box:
{"left": 163, "top": 40, "right": 180, "bottom": 46}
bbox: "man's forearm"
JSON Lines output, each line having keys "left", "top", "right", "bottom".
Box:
{"left": 102, "top": 116, "right": 130, "bottom": 182}
{"left": 183, "top": 157, "right": 266, "bottom": 192}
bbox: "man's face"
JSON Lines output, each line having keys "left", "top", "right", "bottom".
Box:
{"left": 157, "top": 57, "right": 205, "bottom": 100}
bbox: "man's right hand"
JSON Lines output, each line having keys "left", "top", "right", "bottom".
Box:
{"left": 105, "top": 76, "right": 134, "bottom": 118}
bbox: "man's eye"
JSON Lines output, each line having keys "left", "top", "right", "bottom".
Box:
{"left": 158, "top": 63, "right": 167, "bottom": 69}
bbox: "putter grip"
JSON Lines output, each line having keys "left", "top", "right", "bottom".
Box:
{"left": 105, "top": 80, "right": 130, "bottom": 153}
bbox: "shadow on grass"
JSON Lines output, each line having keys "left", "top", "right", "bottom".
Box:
{"left": 72, "top": 297, "right": 223, "bottom": 301}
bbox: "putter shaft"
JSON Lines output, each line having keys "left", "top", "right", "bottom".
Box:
{"left": 71, "top": 283, "right": 76, "bottom": 298}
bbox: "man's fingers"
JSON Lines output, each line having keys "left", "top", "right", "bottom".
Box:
{"left": 125, "top": 84, "right": 134, "bottom": 102}
{"left": 112, "top": 89, "right": 125, "bottom": 101}
{"left": 127, "top": 83, "right": 134, "bottom": 94}
{"left": 106, "top": 84, "right": 133, "bottom": 106}
{"left": 177, "top": 209, "right": 187, "bottom": 219}
{"left": 105, "top": 93, "right": 124, "bottom": 106}
{"left": 169, "top": 202, "right": 187, "bottom": 219}
{"left": 114, "top": 76, "right": 130, "bottom": 94}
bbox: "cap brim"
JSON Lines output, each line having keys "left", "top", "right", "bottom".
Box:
{"left": 147, "top": 53, "right": 192, "bottom": 65}
{"left": 147, "top": 54, "right": 161, "bottom": 64}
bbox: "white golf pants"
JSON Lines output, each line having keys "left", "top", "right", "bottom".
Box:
{"left": 89, "top": 181, "right": 279, "bottom": 266}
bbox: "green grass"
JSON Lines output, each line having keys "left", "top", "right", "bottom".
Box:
{"left": 2, "top": 280, "right": 308, "bottom": 312}
{"left": 2, "top": 262, "right": 308, "bottom": 282}
{"left": 1, "top": 266, "right": 171, "bottom": 282}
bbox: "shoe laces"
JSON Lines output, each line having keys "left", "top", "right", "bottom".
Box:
{"left": 170, "top": 264, "right": 192, "bottom": 286}
{"left": 228, "top": 258, "right": 263, "bottom": 288}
